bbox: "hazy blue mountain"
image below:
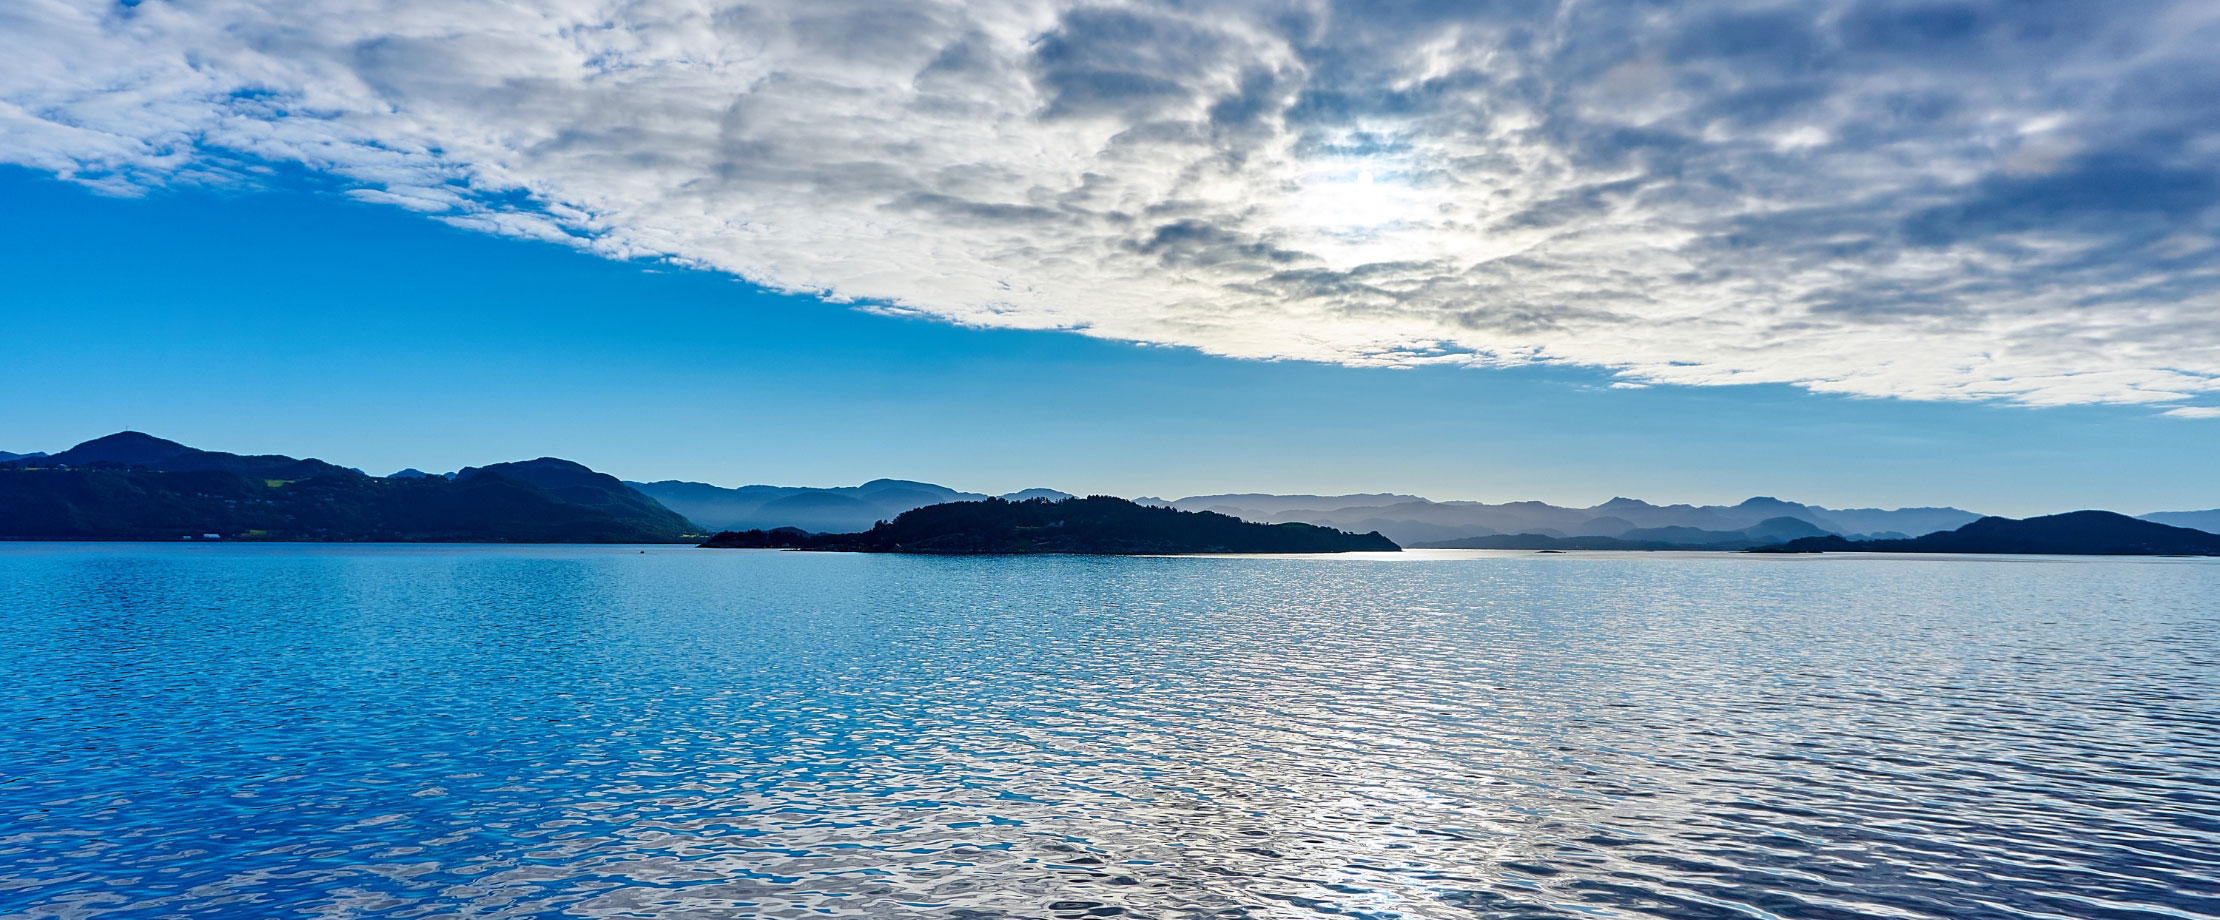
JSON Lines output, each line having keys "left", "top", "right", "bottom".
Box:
{"left": 0, "top": 451, "right": 45, "bottom": 463}
{"left": 1167, "top": 493, "right": 1427, "bottom": 516}
{"left": 387, "top": 468, "right": 448, "bottom": 479}
{"left": 1616, "top": 525, "right": 1751, "bottom": 545}
{"left": 1564, "top": 496, "right": 1872, "bottom": 534}
{"left": 702, "top": 496, "right": 1398, "bottom": 554}
{"left": 1420, "top": 534, "right": 1718, "bottom": 551}
{"left": 1804, "top": 511, "right": 1949, "bottom": 537}
{"left": 2139, "top": 509, "right": 2220, "bottom": 534}
{"left": 1176, "top": 491, "right": 1983, "bottom": 546}
{"left": 0, "top": 433, "right": 697, "bottom": 542}
{"left": 753, "top": 491, "right": 884, "bottom": 532}
{"left": 1322, "top": 517, "right": 1485, "bottom": 545}
{"left": 1740, "top": 516, "right": 1836, "bottom": 543}
{"left": 1761, "top": 511, "right": 2220, "bottom": 556}
{"left": 1571, "top": 515, "right": 1637, "bottom": 537}
{"left": 1419, "top": 516, "right": 1833, "bottom": 551}
{"left": 1272, "top": 499, "right": 1596, "bottom": 545}
{"left": 628, "top": 477, "right": 992, "bottom": 533}
{"left": 1615, "top": 516, "right": 1831, "bottom": 546}
{"left": 1001, "top": 488, "right": 1075, "bottom": 502}
{"left": 1238, "top": 498, "right": 1599, "bottom": 545}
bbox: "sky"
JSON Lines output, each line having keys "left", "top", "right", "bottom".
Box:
{"left": 3, "top": 0, "right": 2218, "bottom": 516}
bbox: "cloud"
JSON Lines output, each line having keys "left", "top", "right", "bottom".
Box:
{"left": 2163, "top": 407, "right": 2220, "bottom": 419}
{"left": 4, "top": 0, "right": 2219, "bottom": 408}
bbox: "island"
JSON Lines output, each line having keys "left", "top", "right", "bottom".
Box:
{"left": 698, "top": 495, "right": 1400, "bottom": 554}
{"left": 1751, "top": 510, "right": 2220, "bottom": 556}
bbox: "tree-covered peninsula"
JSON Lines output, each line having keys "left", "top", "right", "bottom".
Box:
{"left": 699, "top": 495, "right": 1399, "bottom": 554}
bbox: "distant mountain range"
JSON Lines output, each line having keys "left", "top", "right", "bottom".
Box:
{"left": 2, "top": 432, "right": 2215, "bottom": 551}
{"left": 701, "top": 496, "right": 1397, "bottom": 554}
{"left": 1155, "top": 493, "right": 1982, "bottom": 546}
{"left": 1416, "top": 516, "right": 1835, "bottom": 551}
{"left": 2139, "top": 508, "right": 2220, "bottom": 534}
{"left": 1758, "top": 511, "right": 2220, "bottom": 556}
{"left": 628, "top": 478, "right": 1072, "bottom": 533}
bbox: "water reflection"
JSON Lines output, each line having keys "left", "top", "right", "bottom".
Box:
{"left": 1, "top": 545, "right": 2216, "bottom": 918}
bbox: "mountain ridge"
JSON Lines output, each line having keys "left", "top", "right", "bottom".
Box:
{"left": 1757, "top": 511, "right": 2220, "bottom": 556}
{"left": 21, "top": 431, "right": 358, "bottom": 481}
{"left": 5, "top": 433, "right": 2215, "bottom": 545}
{"left": 2140, "top": 508, "right": 2220, "bottom": 534}
{"left": 1418, "top": 516, "right": 1834, "bottom": 551}
{"left": 0, "top": 433, "right": 698, "bottom": 542}
{"left": 630, "top": 478, "right": 1073, "bottom": 533}
{"left": 1169, "top": 492, "right": 1987, "bottom": 546}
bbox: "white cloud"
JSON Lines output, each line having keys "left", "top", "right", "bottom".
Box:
{"left": 5, "top": 0, "right": 2219, "bottom": 408}
{"left": 2162, "top": 407, "right": 2220, "bottom": 419}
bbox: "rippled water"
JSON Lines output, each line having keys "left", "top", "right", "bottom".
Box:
{"left": 3, "top": 544, "right": 2217, "bottom": 919}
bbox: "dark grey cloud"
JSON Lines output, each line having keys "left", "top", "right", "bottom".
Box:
{"left": 1902, "top": 152, "right": 2217, "bottom": 248}
{"left": 1032, "top": 6, "right": 1237, "bottom": 118}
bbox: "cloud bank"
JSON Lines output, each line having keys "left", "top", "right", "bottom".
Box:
{"left": 7, "top": 0, "right": 2220, "bottom": 408}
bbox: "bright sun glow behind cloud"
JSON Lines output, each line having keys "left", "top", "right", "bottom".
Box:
{"left": 3, "top": 0, "right": 2218, "bottom": 413}
{"left": 1286, "top": 167, "right": 1429, "bottom": 267}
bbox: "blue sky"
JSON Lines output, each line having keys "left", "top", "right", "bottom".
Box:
{"left": 3, "top": 167, "right": 2213, "bottom": 516}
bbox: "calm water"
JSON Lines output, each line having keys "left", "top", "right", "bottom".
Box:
{"left": 3, "top": 545, "right": 2217, "bottom": 920}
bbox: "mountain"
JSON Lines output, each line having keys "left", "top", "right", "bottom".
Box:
{"left": 630, "top": 480, "right": 1989, "bottom": 545}
{"left": 628, "top": 477, "right": 994, "bottom": 532}
{"left": 0, "top": 468, "right": 698, "bottom": 542}
{"left": 387, "top": 468, "right": 451, "bottom": 480}
{"left": 1314, "top": 516, "right": 1488, "bottom": 545}
{"left": 1758, "top": 511, "right": 2220, "bottom": 556}
{"left": 25, "top": 430, "right": 194, "bottom": 467}
{"left": 1422, "top": 534, "right": 1730, "bottom": 551}
{"left": 1799, "top": 506, "right": 1985, "bottom": 539}
{"left": 1739, "top": 516, "right": 1837, "bottom": 543}
{"left": 458, "top": 458, "right": 696, "bottom": 535}
{"left": 0, "top": 433, "right": 697, "bottom": 542}
{"left": 1170, "top": 491, "right": 1983, "bottom": 546}
{"left": 15, "top": 431, "right": 355, "bottom": 481}
{"left": 0, "top": 451, "right": 45, "bottom": 463}
{"left": 1001, "top": 488, "right": 1075, "bottom": 502}
{"left": 701, "top": 495, "right": 1399, "bottom": 554}
{"left": 1418, "top": 516, "right": 1834, "bottom": 551}
{"left": 2139, "top": 509, "right": 2220, "bottom": 534}
{"left": 1166, "top": 493, "right": 1428, "bottom": 517}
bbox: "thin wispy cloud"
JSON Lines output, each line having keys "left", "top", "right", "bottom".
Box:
{"left": 7, "top": 0, "right": 2218, "bottom": 410}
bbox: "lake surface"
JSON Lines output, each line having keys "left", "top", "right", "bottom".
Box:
{"left": 3, "top": 544, "right": 2216, "bottom": 919}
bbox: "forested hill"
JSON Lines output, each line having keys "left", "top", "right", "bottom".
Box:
{"left": 0, "top": 433, "right": 698, "bottom": 543}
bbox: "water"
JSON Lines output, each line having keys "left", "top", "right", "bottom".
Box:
{"left": 2, "top": 544, "right": 2216, "bottom": 920}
